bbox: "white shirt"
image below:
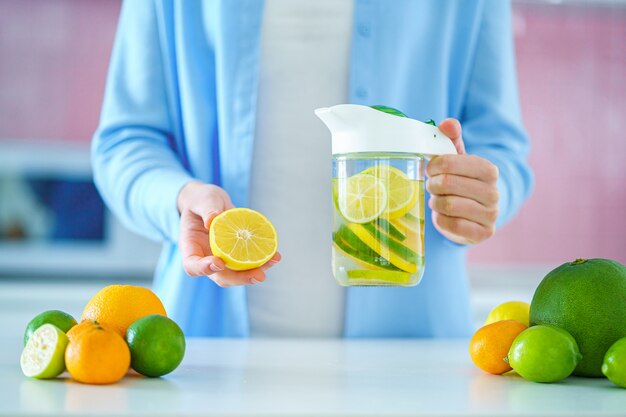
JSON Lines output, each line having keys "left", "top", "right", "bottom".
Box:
{"left": 247, "top": 0, "right": 353, "bottom": 337}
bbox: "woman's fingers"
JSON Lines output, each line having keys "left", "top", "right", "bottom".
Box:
{"left": 427, "top": 154, "right": 499, "bottom": 182}
{"left": 438, "top": 118, "right": 465, "bottom": 154}
{"left": 182, "top": 255, "right": 225, "bottom": 277}
{"left": 208, "top": 251, "right": 281, "bottom": 286}
{"left": 426, "top": 121, "right": 500, "bottom": 245}
{"left": 429, "top": 195, "right": 499, "bottom": 228}
{"left": 432, "top": 211, "right": 496, "bottom": 245}
{"left": 426, "top": 174, "right": 499, "bottom": 207}
{"left": 212, "top": 252, "right": 281, "bottom": 286}
{"left": 201, "top": 210, "right": 221, "bottom": 230}
{"left": 210, "top": 268, "right": 267, "bottom": 287}
{"left": 199, "top": 197, "right": 236, "bottom": 229}
{"left": 182, "top": 253, "right": 272, "bottom": 286}
{"left": 177, "top": 182, "right": 279, "bottom": 287}
{"left": 179, "top": 210, "right": 213, "bottom": 272}
{"left": 259, "top": 252, "right": 282, "bottom": 271}
{"left": 182, "top": 244, "right": 281, "bottom": 288}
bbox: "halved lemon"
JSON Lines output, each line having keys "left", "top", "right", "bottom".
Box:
{"left": 209, "top": 208, "right": 278, "bottom": 271}
{"left": 337, "top": 174, "right": 387, "bottom": 224}
{"left": 362, "top": 165, "right": 417, "bottom": 219}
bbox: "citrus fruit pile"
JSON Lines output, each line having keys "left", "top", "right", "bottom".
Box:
{"left": 470, "top": 258, "right": 626, "bottom": 388}
{"left": 332, "top": 164, "right": 425, "bottom": 286}
{"left": 21, "top": 285, "right": 185, "bottom": 385}
{"left": 209, "top": 208, "right": 278, "bottom": 271}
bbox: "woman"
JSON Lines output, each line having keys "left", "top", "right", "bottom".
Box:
{"left": 92, "top": 0, "right": 533, "bottom": 337}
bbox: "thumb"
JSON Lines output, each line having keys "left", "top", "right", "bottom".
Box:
{"left": 201, "top": 210, "right": 222, "bottom": 230}
{"left": 198, "top": 199, "right": 236, "bottom": 230}
{"left": 438, "top": 118, "right": 465, "bottom": 155}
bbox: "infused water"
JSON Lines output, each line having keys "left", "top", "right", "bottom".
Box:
{"left": 332, "top": 153, "right": 425, "bottom": 286}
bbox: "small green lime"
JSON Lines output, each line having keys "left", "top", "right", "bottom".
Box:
{"left": 21, "top": 324, "right": 69, "bottom": 379}
{"left": 507, "top": 324, "right": 582, "bottom": 383}
{"left": 24, "top": 310, "right": 77, "bottom": 346}
{"left": 126, "top": 314, "right": 185, "bottom": 377}
{"left": 602, "top": 337, "right": 626, "bottom": 388}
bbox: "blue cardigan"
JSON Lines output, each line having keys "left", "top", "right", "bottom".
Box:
{"left": 92, "top": 0, "right": 533, "bottom": 338}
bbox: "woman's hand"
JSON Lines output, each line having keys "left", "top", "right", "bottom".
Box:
{"left": 177, "top": 181, "right": 281, "bottom": 287}
{"left": 426, "top": 119, "right": 500, "bottom": 245}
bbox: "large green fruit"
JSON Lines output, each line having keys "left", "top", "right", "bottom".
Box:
{"left": 530, "top": 258, "right": 626, "bottom": 377}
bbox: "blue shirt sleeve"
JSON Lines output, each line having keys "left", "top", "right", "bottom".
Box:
{"left": 461, "top": 0, "right": 534, "bottom": 229}
{"left": 91, "top": 1, "right": 194, "bottom": 242}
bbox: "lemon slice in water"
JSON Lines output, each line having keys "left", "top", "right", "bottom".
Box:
{"left": 209, "top": 208, "right": 278, "bottom": 271}
{"left": 362, "top": 165, "right": 417, "bottom": 219}
{"left": 338, "top": 173, "right": 387, "bottom": 224}
{"left": 347, "top": 269, "right": 412, "bottom": 285}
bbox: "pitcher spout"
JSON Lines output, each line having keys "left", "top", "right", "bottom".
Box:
{"left": 314, "top": 107, "right": 350, "bottom": 135}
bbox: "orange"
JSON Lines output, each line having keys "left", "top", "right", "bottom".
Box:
{"left": 469, "top": 320, "right": 528, "bottom": 375}
{"left": 81, "top": 285, "right": 167, "bottom": 335}
{"left": 65, "top": 322, "right": 130, "bottom": 384}
{"left": 67, "top": 320, "right": 124, "bottom": 342}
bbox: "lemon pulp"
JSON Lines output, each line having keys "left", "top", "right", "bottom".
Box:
{"left": 209, "top": 208, "right": 278, "bottom": 271}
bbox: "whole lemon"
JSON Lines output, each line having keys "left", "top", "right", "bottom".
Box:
{"left": 485, "top": 301, "right": 530, "bottom": 327}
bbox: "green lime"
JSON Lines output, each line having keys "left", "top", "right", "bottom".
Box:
{"left": 602, "top": 337, "right": 626, "bottom": 388}
{"left": 126, "top": 314, "right": 185, "bottom": 377}
{"left": 333, "top": 227, "right": 398, "bottom": 271}
{"left": 347, "top": 269, "right": 411, "bottom": 285}
{"left": 530, "top": 258, "right": 626, "bottom": 377}
{"left": 507, "top": 324, "right": 582, "bottom": 383}
{"left": 20, "top": 324, "right": 69, "bottom": 379}
{"left": 24, "top": 310, "right": 77, "bottom": 346}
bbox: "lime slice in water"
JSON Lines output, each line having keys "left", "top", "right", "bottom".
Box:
{"left": 20, "top": 324, "right": 69, "bottom": 379}
{"left": 338, "top": 174, "right": 387, "bottom": 224}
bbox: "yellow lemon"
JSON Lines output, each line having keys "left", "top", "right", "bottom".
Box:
{"left": 337, "top": 173, "right": 387, "bottom": 224}
{"left": 484, "top": 301, "right": 530, "bottom": 327}
{"left": 209, "top": 208, "right": 278, "bottom": 271}
{"left": 362, "top": 165, "right": 417, "bottom": 219}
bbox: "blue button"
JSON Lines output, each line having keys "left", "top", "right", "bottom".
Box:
{"left": 358, "top": 24, "right": 371, "bottom": 37}
{"left": 356, "top": 87, "right": 368, "bottom": 98}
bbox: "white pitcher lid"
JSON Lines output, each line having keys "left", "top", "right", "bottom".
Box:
{"left": 314, "top": 104, "right": 457, "bottom": 158}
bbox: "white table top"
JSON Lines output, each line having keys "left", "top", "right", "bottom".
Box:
{"left": 0, "top": 337, "right": 624, "bottom": 417}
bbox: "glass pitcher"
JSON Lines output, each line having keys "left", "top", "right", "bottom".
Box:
{"left": 315, "top": 104, "right": 456, "bottom": 287}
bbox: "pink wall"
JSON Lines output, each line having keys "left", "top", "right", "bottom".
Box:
{"left": 0, "top": 1, "right": 624, "bottom": 264}
{"left": 468, "top": 4, "right": 626, "bottom": 265}
{"left": 0, "top": 0, "right": 119, "bottom": 141}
